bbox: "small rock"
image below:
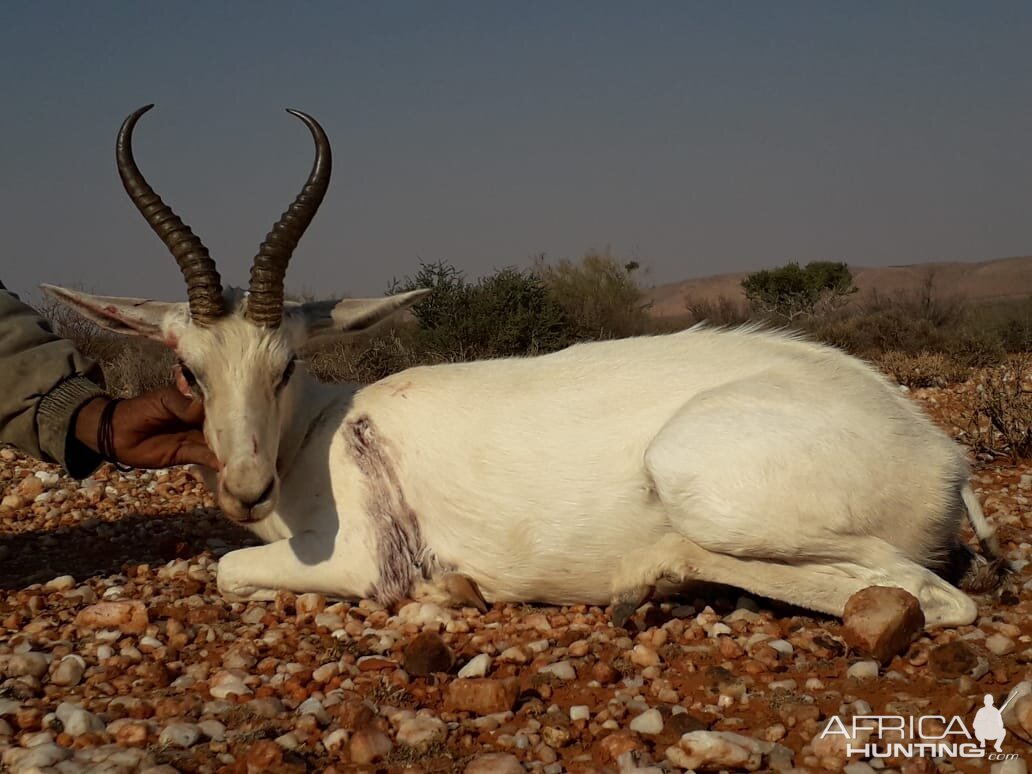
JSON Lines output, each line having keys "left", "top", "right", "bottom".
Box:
{"left": 445, "top": 678, "right": 519, "bottom": 715}
{"left": 465, "top": 753, "right": 524, "bottom": 774}
{"left": 275, "top": 731, "right": 302, "bottom": 750}
{"left": 570, "top": 705, "right": 590, "bottom": 722}
{"left": 198, "top": 719, "right": 226, "bottom": 742}
{"left": 297, "top": 698, "right": 330, "bottom": 726}
{"left": 396, "top": 714, "right": 447, "bottom": 750}
{"left": 294, "top": 592, "right": 326, "bottom": 620}
{"left": 0, "top": 651, "right": 49, "bottom": 679}
{"left": 17, "top": 476, "right": 44, "bottom": 499}
{"left": 629, "top": 708, "right": 664, "bottom": 735}
{"left": 630, "top": 644, "right": 660, "bottom": 667}
{"left": 75, "top": 600, "right": 149, "bottom": 634}
{"left": 458, "top": 653, "right": 491, "bottom": 679}
{"left": 403, "top": 631, "right": 454, "bottom": 676}
{"left": 312, "top": 663, "right": 339, "bottom": 683}
{"left": 593, "top": 731, "right": 647, "bottom": 766}
{"left": 2, "top": 742, "right": 71, "bottom": 770}
{"left": 542, "top": 724, "right": 571, "bottom": 747}
{"left": 846, "top": 661, "right": 880, "bottom": 680}
{"left": 1007, "top": 691, "right": 1032, "bottom": 739}
{"left": 538, "top": 660, "right": 576, "bottom": 680}
{"left": 159, "top": 722, "right": 200, "bottom": 748}
{"left": 985, "top": 634, "right": 1016, "bottom": 656}
{"left": 929, "top": 640, "right": 980, "bottom": 678}
{"left": 55, "top": 702, "right": 103, "bottom": 736}
{"left": 244, "top": 740, "right": 283, "bottom": 770}
{"left": 396, "top": 601, "right": 452, "bottom": 629}
{"left": 349, "top": 727, "right": 393, "bottom": 764}
{"left": 115, "top": 722, "right": 150, "bottom": 747}
{"left": 666, "top": 730, "right": 785, "bottom": 771}
{"left": 208, "top": 670, "right": 252, "bottom": 699}
{"left": 50, "top": 655, "right": 86, "bottom": 687}
{"left": 991, "top": 760, "right": 1027, "bottom": 774}
{"left": 43, "top": 575, "right": 76, "bottom": 592}
{"left": 842, "top": 586, "right": 924, "bottom": 663}
{"left": 323, "top": 727, "right": 349, "bottom": 752}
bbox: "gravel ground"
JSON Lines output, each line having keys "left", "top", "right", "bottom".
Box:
{"left": 0, "top": 379, "right": 1030, "bottom": 773}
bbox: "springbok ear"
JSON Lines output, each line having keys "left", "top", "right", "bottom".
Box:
{"left": 40, "top": 284, "right": 185, "bottom": 343}
{"left": 289, "top": 288, "right": 431, "bottom": 337}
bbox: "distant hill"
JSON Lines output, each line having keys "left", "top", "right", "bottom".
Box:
{"left": 644, "top": 254, "right": 1032, "bottom": 318}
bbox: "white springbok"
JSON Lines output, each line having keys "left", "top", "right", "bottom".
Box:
{"left": 45, "top": 105, "right": 1005, "bottom": 629}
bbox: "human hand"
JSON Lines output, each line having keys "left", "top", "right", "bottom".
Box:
{"left": 74, "top": 387, "right": 219, "bottom": 470}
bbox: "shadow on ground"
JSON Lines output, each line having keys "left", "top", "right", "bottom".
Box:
{"left": 0, "top": 509, "right": 258, "bottom": 590}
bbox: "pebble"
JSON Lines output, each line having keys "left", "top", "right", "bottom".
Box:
{"left": 465, "top": 753, "right": 525, "bottom": 774}
{"left": 986, "top": 633, "right": 1016, "bottom": 656}
{"left": 297, "top": 698, "right": 330, "bottom": 726}
{"left": 55, "top": 702, "right": 103, "bottom": 736}
{"left": 403, "top": 631, "right": 455, "bottom": 675}
{"left": 323, "top": 727, "right": 349, "bottom": 752}
{"left": 396, "top": 714, "right": 447, "bottom": 750}
{"left": 0, "top": 651, "right": 49, "bottom": 679}
{"left": 570, "top": 705, "right": 590, "bottom": 721}
{"left": 629, "top": 708, "right": 663, "bottom": 734}
{"left": 2, "top": 742, "right": 71, "bottom": 769}
{"left": 539, "top": 660, "right": 576, "bottom": 680}
{"left": 349, "top": 727, "right": 393, "bottom": 764}
{"left": 159, "top": 722, "right": 200, "bottom": 748}
{"left": 667, "top": 730, "right": 786, "bottom": 771}
{"left": 630, "top": 644, "right": 660, "bottom": 667}
{"left": 846, "top": 660, "right": 880, "bottom": 680}
{"left": 458, "top": 653, "right": 492, "bottom": 678}
{"left": 75, "top": 600, "right": 149, "bottom": 634}
{"left": 50, "top": 655, "right": 86, "bottom": 686}
{"left": 445, "top": 678, "right": 519, "bottom": 715}
{"left": 198, "top": 719, "right": 226, "bottom": 742}
{"left": 208, "top": 670, "right": 252, "bottom": 699}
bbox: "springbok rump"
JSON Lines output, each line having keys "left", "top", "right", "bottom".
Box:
{"left": 46, "top": 105, "right": 1006, "bottom": 630}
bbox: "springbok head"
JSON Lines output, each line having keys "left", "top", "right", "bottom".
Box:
{"left": 43, "top": 105, "right": 428, "bottom": 523}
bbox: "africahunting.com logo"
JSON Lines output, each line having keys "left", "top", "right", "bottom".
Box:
{"left": 819, "top": 690, "right": 1025, "bottom": 761}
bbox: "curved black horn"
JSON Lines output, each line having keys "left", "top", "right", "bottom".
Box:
{"left": 246, "top": 109, "right": 332, "bottom": 328}
{"left": 116, "top": 104, "right": 226, "bottom": 324}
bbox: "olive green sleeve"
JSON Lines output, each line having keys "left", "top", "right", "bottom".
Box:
{"left": 0, "top": 281, "right": 107, "bottom": 477}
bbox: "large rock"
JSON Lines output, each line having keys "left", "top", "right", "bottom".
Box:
{"left": 444, "top": 678, "right": 519, "bottom": 715}
{"left": 842, "top": 586, "right": 924, "bottom": 664}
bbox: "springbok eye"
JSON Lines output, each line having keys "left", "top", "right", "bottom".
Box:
{"left": 180, "top": 363, "right": 198, "bottom": 387}
{"left": 277, "top": 358, "right": 296, "bottom": 392}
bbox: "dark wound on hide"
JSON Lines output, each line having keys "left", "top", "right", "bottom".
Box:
{"left": 347, "top": 415, "right": 433, "bottom": 605}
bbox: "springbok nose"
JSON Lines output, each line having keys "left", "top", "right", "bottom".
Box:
{"left": 234, "top": 478, "right": 275, "bottom": 509}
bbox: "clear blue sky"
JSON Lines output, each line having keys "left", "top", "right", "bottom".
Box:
{"left": 2, "top": 1, "right": 1031, "bottom": 303}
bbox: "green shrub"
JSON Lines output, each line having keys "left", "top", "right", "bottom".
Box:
{"left": 388, "top": 260, "right": 573, "bottom": 361}
{"left": 741, "top": 261, "right": 857, "bottom": 322}
{"left": 534, "top": 251, "right": 653, "bottom": 339}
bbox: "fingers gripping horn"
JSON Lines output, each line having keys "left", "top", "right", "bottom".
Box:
{"left": 246, "top": 110, "right": 332, "bottom": 328}
{"left": 116, "top": 105, "right": 226, "bottom": 324}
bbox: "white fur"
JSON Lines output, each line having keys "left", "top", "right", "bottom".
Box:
{"left": 43, "top": 284, "right": 994, "bottom": 628}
